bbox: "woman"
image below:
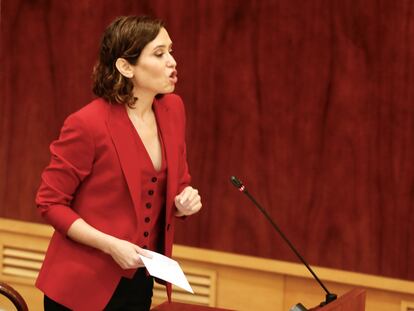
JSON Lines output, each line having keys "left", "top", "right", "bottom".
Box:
{"left": 35, "top": 16, "right": 202, "bottom": 310}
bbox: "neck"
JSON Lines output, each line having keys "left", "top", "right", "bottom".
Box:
{"left": 129, "top": 92, "right": 156, "bottom": 118}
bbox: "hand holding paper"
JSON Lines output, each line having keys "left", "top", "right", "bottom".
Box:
{"left": 139, "top": 250, "right": 194, "bottom": 293}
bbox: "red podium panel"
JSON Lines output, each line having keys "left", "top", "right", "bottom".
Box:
{"left": 310, "top": 288, "right": 366, "bottom": 311}
{"left": 152, "top": 289, "right": 365, "bottom": 311}
{"left": 151, "top": 302, "right": 233, "bottom": 311}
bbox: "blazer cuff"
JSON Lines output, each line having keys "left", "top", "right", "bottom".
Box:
{"left": 38, "top": 204, "right": 80, "bottom": 235}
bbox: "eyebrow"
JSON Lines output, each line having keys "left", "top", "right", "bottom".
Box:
{"left": 152, "top": 43, "right": 173, "bottom": 50}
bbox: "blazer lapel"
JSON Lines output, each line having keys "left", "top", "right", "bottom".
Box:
{"left": 107, "top": 99, "right": 180, "bottom": 229}
{"left": 153, "top": 99, "right": 179, "bottom": 221}
{"left": 107, "top": 104, "right": 142, "bottom": 223}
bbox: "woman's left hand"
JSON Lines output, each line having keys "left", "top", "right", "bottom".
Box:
{"left": 174, "top": 186, "right": 202, "bottom": 216}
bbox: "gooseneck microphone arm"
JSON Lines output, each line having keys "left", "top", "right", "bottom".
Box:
{"left": 230, "top": 176, "right": 337, "bottom": 306}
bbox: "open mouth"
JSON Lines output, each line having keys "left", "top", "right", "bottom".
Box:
{"left": 169, "top": 70, "right": 178, "bottom": 84}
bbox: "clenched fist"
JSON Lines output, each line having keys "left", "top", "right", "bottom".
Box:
{"left": 174, "top": 186, "right": 202, "bottom": 216}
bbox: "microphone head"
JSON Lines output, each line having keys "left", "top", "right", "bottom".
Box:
{"left": 230, "top": 176, "right": 245, "bottom": 191}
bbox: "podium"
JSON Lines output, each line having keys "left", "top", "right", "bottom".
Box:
{"left": 152, "top": 289, "right": 365, "bottom": 311}
{"left": 309, "top": 288, "right": 366, "bottom": 311}
{"left": 151, "top": 302, "right": 233, "bottom": 310}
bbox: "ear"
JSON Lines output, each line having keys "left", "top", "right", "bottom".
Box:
{"left": 115, "top": 58, "right": 134, "bottom": 78}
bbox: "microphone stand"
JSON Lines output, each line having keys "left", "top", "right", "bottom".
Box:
{"left": 230, "top": 176, "right": 337, "bottom": 308}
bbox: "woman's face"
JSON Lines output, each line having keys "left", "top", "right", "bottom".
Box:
{"left": 131, "top": 27, "right": 177, "bottom": 97}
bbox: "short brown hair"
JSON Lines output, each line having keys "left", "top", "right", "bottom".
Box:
{"left": 92, "top": 16, "right": 164, "bottom": 107}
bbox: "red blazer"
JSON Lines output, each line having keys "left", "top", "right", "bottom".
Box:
{"left": 36, "top": 94, "right": 191, "bottom": 310}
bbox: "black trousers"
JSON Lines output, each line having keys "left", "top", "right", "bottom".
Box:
{"left": 44, "top": 268, "right": 154, "bottom": 311}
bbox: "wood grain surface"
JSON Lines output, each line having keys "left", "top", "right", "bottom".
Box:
{"left": 1, "top": 0, "right": 413, "bottom": 281}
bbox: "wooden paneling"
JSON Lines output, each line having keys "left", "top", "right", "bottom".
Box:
{"left": 401, "top": 301, "right": 414, "bottom": 311}
{"left": 1, "top": 0, "right": 414, "bottom": 282}
{"left": 1, "top": 219, "right": 414, "bottom": 311}
{"left": 153, "top": 267, "right": 217, "bottom": 307}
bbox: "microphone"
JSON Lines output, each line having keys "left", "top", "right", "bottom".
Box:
{"left": 230, "top": 176, "right": 337, "bottom": 309}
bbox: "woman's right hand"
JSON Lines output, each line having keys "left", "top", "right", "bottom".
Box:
{"left": 105, "top": 237, "right": 152, "bottom": 270}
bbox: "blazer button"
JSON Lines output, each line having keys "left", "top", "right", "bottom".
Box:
{"left": 146, "top": 202, "right": 152, "bottom": 209}
{"left": 148, "top": 190, "right": 154, "bottom": 195}
{"left": 144, "top": 231, "right": 149, "bottom": 237}
{"left": 145, "top": 217, "right": 150, "bottom": 223}
{"left": 151, "top": 177, "right": 157, "bottom": 183}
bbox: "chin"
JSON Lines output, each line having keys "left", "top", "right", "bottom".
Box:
{"left": 164, "top": 86, "right": 176, "bottom": 94}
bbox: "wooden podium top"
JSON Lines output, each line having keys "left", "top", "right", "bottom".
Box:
{"left": 309, "top": 288, "right": 366, "bottom": 311}
{"left": 151, "top": 302, "right": 233, "bottom": 311}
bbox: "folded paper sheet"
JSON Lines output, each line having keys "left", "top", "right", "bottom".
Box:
{"left": 139, "top": 250, "right": 194, "bottom": 293}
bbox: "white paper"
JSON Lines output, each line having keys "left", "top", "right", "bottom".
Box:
{"left": 139, "top": 250, "right": 194, "bottom": 293}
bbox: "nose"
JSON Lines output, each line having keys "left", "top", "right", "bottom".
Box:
{"left": 166, "top": 53, "right": 176, "bottom": 67}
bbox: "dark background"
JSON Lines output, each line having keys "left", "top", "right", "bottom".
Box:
{"left": 1, "top": 0, "right": 413, "bottom": 281}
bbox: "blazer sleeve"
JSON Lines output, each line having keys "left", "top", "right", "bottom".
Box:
{"left": 176, "top": 97, "right": 192, "bottom": 194}
{"left": 36, "top": 113, "right": 95, "bottom": 234}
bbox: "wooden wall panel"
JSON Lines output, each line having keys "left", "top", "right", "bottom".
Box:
{"left": 1, "top": 0, "right": 414, "bottom": 281}
{"left": 1, "top": 219, "right": 414, "bottom": 311}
